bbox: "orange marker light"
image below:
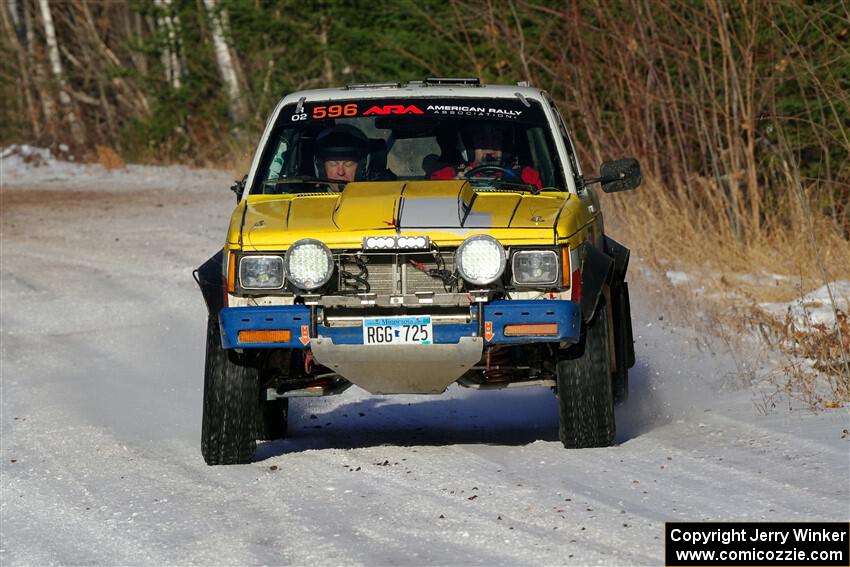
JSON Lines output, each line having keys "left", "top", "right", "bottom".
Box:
{"left": 503, "top": 323, "right": 559, "bottom": 336}
{"left": 561, "top": 246, "right": 571, "bottom": 288}
{"left": 238, "top": 330, "right": 292, "bottom": 343}
{"left": 227, "top": 251, "right": 237, "bottom": 293}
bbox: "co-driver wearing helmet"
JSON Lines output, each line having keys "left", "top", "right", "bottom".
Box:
{"left": 429, "top": 123, "right": 542, "bottom": 189}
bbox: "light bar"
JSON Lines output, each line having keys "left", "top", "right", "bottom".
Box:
{"left": 424, "top": 77, "right": 481, "bottom": 86}
{"left": 503, "top": 323, "right": 559, "bottom": 337}
{"left": 238, "top": 330, "right": 292, "bottom": 343}
{"left": 362, "top": 235, "right": 430, "bottom": 250}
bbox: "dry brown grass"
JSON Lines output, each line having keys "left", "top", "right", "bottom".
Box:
{"left": 768, "top": 309, "right": 850, "bottom": 408}
{"left": 604, "top": 178, "right": 850, "bottom": 408}
{"left": 603, "top": 177, "right": 850, "bottom": 285}
{"left": 95, "top": 145, "right": 125, "bottom": 170}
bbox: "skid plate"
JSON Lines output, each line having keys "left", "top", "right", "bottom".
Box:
{"left": 310, "top": 337, "right": 483, "bottom": 394}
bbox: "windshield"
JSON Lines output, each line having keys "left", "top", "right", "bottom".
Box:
{"left": 250, "top": 97, "right": 566, "bottom": 195}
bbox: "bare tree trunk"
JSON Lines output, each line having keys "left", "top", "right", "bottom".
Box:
{"left": 203, "top": 0, "right": 246, "bottom": 123}
{"left": 75, "top": 1, "right": 150, "bottom": 116}
{"left": 3, "top": 0, "right": 40, "bottom": 137}
{"left": 169, "top": 2, "right": 186, "bottom": 87}
{"left": 124, "top": 6, "right": 148, "bottom": 77}
{"left": 154, "top": 0, "right": 181, "bottom": 89}
{"left": 97, "top": 75, "right": 118, "bottom": 142}
{"left": 37, "top": 0, "right": 85, "bottom": 145}
{"left": 319, "top": 13, "right": 333, "bottom": 86}
{"left": 153, "top": 0, "right": 174, "bottom": 87}
{"left": 23, "top": 0, "right": 56, "bottom": 137}
{"left": 217, "top": 6, "right": 248, "bottom": 98}
{"left": 7, "top": 0, "right": 21, "bottom": 29}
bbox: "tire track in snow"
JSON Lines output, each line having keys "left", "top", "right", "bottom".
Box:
{"left": 259, "top": 434, "right": 661, "bottom": 564}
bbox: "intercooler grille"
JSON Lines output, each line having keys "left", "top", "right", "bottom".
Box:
{"left": 336, "top": 252, "right": 456, "bottom": 294}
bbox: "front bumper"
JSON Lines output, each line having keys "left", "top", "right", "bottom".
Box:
{"left": 218, "top": 299, "right": 581, "bottom": 349}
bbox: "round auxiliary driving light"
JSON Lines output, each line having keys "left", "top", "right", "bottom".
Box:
{"left": 455, "top": 234, "right": 506, "bottom": 286}
{"left": 284, "top": 239, "right": 334, "bottom": 290}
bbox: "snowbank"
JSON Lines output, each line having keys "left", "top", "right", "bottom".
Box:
{"left": 0, "top": 144, "right": 230, "bottom": 192}
{"left": 665, "top": 270, "right": 690, "bottom": 285}
{"left": 760, "top": 280, "right": 850, "bottom": 327}
{"left": 659, "top": 263, "right": 848, "bottom": 329}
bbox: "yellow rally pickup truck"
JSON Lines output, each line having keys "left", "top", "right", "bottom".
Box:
{"left": 195, "top": 77, "right": 640, "bottom": 465}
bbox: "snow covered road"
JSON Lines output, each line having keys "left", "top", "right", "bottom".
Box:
{"left": 1, "top": 163, "right": 847, "bottom": 565}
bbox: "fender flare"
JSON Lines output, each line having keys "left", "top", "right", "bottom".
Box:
{"left": 579, "top": 243, "right": 614, "bottom": 322}
{"left": 194, "top": 250, "right": 225, "bottom": 317}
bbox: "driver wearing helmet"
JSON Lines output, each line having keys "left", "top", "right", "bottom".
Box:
{"left": 429, "top": 123, "right": 542, "bottom": 190}
{"left": 315, "top": 124, "right": 369, "bottom": 192}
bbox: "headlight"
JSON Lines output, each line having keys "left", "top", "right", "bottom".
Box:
{"left": 284, "top": 239, "right": 334, "bottom": 290}
{"left": 511, "top": 250, "right": 559, "bottom": 285}
{"left": 239, "top": 255, "right": 284, "bottom": 289}
{"left": 455, "top": 234, "right": 506, "bottom": 286}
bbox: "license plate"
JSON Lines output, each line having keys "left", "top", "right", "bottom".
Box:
{"left": 362, "top": 315, "right": 433, "bottom": 345}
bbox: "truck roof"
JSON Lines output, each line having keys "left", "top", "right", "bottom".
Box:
{"left": 277, "top": 78, "right": 547, "bottom": 106}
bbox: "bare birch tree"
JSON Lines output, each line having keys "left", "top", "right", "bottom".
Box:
{"left": 23, "top": 0, "right": 57, "bottom": 136}
{"left": 154, "top": 0, "right": 181, "bottom": 89}
{"left": 37, "top": 0, "right": 85, "bottom": 145}
{"left": 3, "top": 0, "right": 40, "bottom": 136}
{"left": 203, "top": 0, "right": 246, "bottom": 124}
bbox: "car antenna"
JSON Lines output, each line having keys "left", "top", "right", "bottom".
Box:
{"left": 514, "top": 92, "right": 531, "bottom": 108}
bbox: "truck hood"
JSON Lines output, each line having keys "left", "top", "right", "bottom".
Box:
{"left": 237, "top": 180, "right": 570, "bottom": 248}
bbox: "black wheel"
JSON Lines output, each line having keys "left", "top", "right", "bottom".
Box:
{"left": 556, "top": 301, "right": 616, "bottom": 448}
{"left": 201, "top": 318, "right": 259, "bottom": 465}
{"left": 257, "top": 397, "right": 289, "bottom": 441}
{"left": 611, "top": 283, "right": 633, "bottom": 405}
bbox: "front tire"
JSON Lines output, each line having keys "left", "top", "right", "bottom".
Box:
{"left": 556, "top": 302, "right": 616, "bottom": 448}
{"left": 201, "top": 318, "right": 259, "bottom": 465}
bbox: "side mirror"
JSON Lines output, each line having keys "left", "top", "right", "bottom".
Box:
{"left": 599, "top": 159, "right": 641, "bottom": 193}
{"left": 230, "top": 174, "right": 247, "bottom": 202}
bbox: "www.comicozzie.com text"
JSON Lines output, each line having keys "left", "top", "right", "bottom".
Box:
{"left": 669, "top": 527, "right": 848, "bottom": 546}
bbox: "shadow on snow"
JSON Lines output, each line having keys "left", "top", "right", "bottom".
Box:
{"left": 256, "top": 355, "right": 666, "bottom": 459}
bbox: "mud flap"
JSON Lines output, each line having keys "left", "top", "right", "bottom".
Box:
{"left": 580, "top": 244, "right": 614, "bottom": 323}
{"left": 604, "top": 235, "right": 630, "bottom": 285}
{"left": 194, "top": 250, "right": 225, "bottom": 317}
{"left": 613, "top": 281, "right": 636, "bottom": 369}
{"left": 311, "top": 337, "right": 484, "bottom": 394}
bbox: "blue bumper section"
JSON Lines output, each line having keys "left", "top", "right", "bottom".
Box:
{"left": 219, "top": 305, "right": 311, "bottom": 349}
{"left": 483, "top": 300, "right": 581, "bottom": 344}
{"left": 219, "top": 299, "right": 580, "bottom": 349}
